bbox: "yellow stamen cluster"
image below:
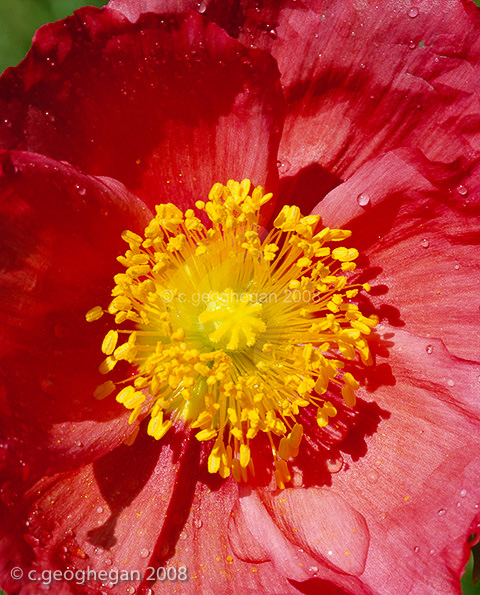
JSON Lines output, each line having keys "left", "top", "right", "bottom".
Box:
{"left": 87, "top": 179, "right": 376, "bottom": 488}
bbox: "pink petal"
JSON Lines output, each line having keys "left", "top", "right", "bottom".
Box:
{"left": 0, "top": 9, "right": 284, "bottom": 216}
{"left": 108, "top": 0, "right": 202, "bottom": 21}
{"left": 1, "top": 428, "right": 304, "bottom": 595}
{"left": 313, "top": 148, "right": 480, "bottom": 361}
{"left": 0, "top": 424, "right": 193, "bottom": 594}
{"left": 206, "top": 0, "right": 480, "bottom": 185}
{"left": 0, "top": 150, "right": 151, "bottom": 480}
{"left": 233, "top": 329, "right": 480, "bottom": 594}
{"left": 164, "top": 471, "right": 308, "bottom": 594}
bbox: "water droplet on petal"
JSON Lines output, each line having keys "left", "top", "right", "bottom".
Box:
{"left": 140, "top": 548, "right": 150, "bottom": 558}
{"left": 75, "top": 185, "right": 87, "bottom": 196}
{"left": 179, "top": 530, "right": 188, "bottom": 540}
{"left": 126, "top": 587, "right": 136, "bottom": 594}
{"left": 45, "top": 111, "right": 55, "bottom": 123}
{"left": 367, "top": 470, "right": 379, "bottom": 484}
{"left": 357, "top": 192, "right": 371, "bottom": 207}
{"left": 414, "top": 546, "right": 420, "bottom": 553}
{"left": 409, "top": 40, "right": 416, "bottom": 49}
{"left": 194, "top": 518, "right": 203, "bottom": 528}
{"left": 277, "top": 159, "right": 291, "bottom": 173}
{"left": 456, "top": 184, "right": 468, "bottom": 196}
{"left": 75, "top": 440, "right": 83, "bottom": 447}
{"left": 437, "top": 508, "right": 446, "bottom": 516}
{"left": 408, "top": 7, "right": 419, "bottom": 18}
{"left": 425, "top": 344, "right": 433, "bottom": 354}
{"left": 447, "top": 380, "right": 455, "bottom": 387}
{"left": 105, "top": 558, "right": 113, "bottom": 566}
{"left": 308, "top": 566, "right": 319, "bottom": 574}
{"left": 460, "top": 489, "right": 467, "bottom": 498}
{"left": 360, "top": 63, "right": 366, "bottom": 69}
{"left": 197, "top": 1, "right": 207, "bottom": 13}
{"left": 326, "top": 455, "right": 343, "bottom": 473}
{"left": 420, "top": 238, "right": 429, "bottom": 248}
{"left": 96, "top": 506, "right": 104, "bottom": 514}
{"left": 267, "top": 27, "right": 278, "bottom": 39}
{"left": 3, "top": 119, "right": 12, "bottom": 128}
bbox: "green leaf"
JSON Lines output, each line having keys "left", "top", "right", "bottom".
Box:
{"left": 0, "top": 0, "right": 106, "bottom": 73}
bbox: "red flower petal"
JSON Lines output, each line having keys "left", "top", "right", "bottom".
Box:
{"left": 0, "top": 9, "right": 284, "bottom": 217}
{"left": 108, "top": 0, "right": 201, "bottom": 21}
{"left": 1, "top": 426, "right": 304, "bottom": 595}
{"left": 313, "top": 148, "right": 480, "bottom": 361}
{"left": 0, "top": 425, "right": 192, "bottom": 594}
{"left": 202, "top": 0, "right": 480, "bottom": 186}
{"left": 0, "top": 150, "right": 151, "bottom": 480}
{"left": 234, "top": 329, "right": 480, "bottom": 594}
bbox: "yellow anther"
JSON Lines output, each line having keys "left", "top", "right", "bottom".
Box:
{"left": 93, "top": 381, "right": 116, "bottom": 400}
{"left": 317, "top": 401, "right": 337, "bottom": 427}
{"left": 85, "top": 306, "right": 103, "bottom": 322}
{"left": 332, "top": 247, "right": 359, "bottom": 262}
{"left": 101, "top": 330, "right": 118, "bottom": 355}
{"left": 88, "top": 179, "right": 374, "bottom": 487}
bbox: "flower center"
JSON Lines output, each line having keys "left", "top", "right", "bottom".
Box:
{"left": 87, "top": 179, "right": 376, "bottom": 488}
{"left": 198, "top": 289, "right": 266, "bottom": 351}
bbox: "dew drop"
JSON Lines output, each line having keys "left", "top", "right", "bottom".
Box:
{"left": 420, "top": 238, "right": 429, "bottom": 248}
{"left": 360, "top": 62, "right": 366, "bottom": 69}
{"left": 179, "top": 530, "right": 188, "bottom": 540}
{"left": 3, "top": 119, "right": 12, "bottom": 128}
{"left": 437, "top": 508, "right": 446, "bottom": 516}
{"left": 454, "top": 264, "right": 460, "bottom": 270}
{"left": 460, "top": 489, "right": 467, "bottom": 498}
{"left": 367, "top": 470, "right": 379, "bottom": 484}
{"left": 456, "top": 184, "right": 468, "bottom": 196}
{"left": 277, "top": 158, "right": 291, "bottom": 173}
{"left": 194, "top": 518, "right": 203, "bottom": 528}
{"left": 75, "top": 185, "right": 87, "bottom": 196}
{"left": 407, "top": 7, "right": 419, "bottom": 18}
{"left": 357, "top": 192, "right": 371, "bottom": 207}
{"left": 75, "top": 440, "right": 83, "bottom": 447}
{"left": 197, "top": 1, "right": 207, "bottom": 13}
{"left": 447, "top": 379, "right": 455, "bottom": 387}
{"left": 425, "top": 344, "right": 433, "bottom": 354}
{"left": 105, "top": 558, "right": 113, "bottom": 566}
{"left": 267, "top": 27, "right": 278, "bottom": 40}
{"left": 140, "top": 548, "right": 150, "bottom": 559}
{"left": 94, "top": 547, "right": 104, "bottom": 555}
{"left": 413, "top": 546, "right": 420, "bottom": 553}
{"left": 45, "top": 111, "right": 55, "bottom": 123}
{"left": 96, "top": 506, "right": 104, "bottom": 514}
{"left": 326, "top": 455, "right": 343, "bottom": 473}
{"left": 308, "top": 566, "right": 319, "bottom": 574}
{"left": 409, "top": 40, "right": 416, "bottom": 49}
{"left": 126, "top": 587, "right": 136, "bottom": 594}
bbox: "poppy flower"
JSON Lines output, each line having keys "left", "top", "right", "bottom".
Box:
{"left": 1, "top": 1, "right": 480, "bottom": 594}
